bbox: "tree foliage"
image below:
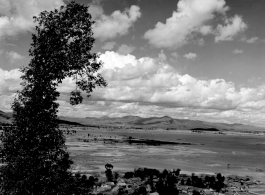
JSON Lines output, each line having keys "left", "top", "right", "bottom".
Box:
{"left": 0, "top": 1, "right": 106, "bottom": 194}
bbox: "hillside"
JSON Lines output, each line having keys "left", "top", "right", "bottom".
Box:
{"left": 0, "top": 110, "right": 13, "bottom": 125}
{"left": 59, "top": 115, "right": 265, "bottom": 132}
{"left": 1, "top": 110, "right": 264, "bottom": 132}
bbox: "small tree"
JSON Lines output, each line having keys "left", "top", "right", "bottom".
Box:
{"left": 105, "top": 163, "right": 114, "bottom": 182}
{"left": 0, "top": 1, "right": 106, "bottom": 194}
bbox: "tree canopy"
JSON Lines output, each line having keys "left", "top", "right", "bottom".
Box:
{"left": 0, "top": 1, "right": 106, "bottom": 194}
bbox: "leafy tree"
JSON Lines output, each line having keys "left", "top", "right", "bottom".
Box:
{"left": 105, "top": 163, "right": 114, "bottom": 182}
{"left": 0, "top": 1, "right": 106, "bottom": 194}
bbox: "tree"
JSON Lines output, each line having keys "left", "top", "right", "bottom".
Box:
{"left": 0, "top": 1, "right": 106, "bottom": 194}
{"left": 105, "top": 163, "right": 114, "bottom": 182}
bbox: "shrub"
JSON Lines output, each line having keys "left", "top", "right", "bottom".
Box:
{"left": 124, "top": 171, "right": 134, "bottom": 179}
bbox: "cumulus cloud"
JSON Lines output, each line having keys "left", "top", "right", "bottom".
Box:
{"left": 90, "top": 4, "right": 141, "bottom": 41}
{"left": 144, "top": 0, "right": 247, "bottom": 48}
{"left": 183, "top": 53, "right": 197, "bottom": 60}
{"left": 102, "top": 42, "right": 116, "bottom": 50}
{"left": 93, "top": 51, "right": 265, "bottom": 117}
{"left": 48, "top": 50, "right": 265, "bottom": 125}
{"left": 242, "top": 36, "right": 259, "bottom": 44}
{"left": 0, "top": 68, "right": 22, "bottom": 94}
{"left": 0, "top": 0, "right": 65, "bottom": 38}
{"left": 215, "top": 15, "right": 247, "bottom": 42}
{"left": 88, "top": 3, "right": 104, "bottom": 19}
{"left": 200, "top": 25, "right": 213, "bottom": 35}
{"left": 232, "top": 49, "right": 243, "bottom": 54}
{"left": 144, "top": 0, "right": 228, "bottom": 48}
{"left": 5, "top": 51, "right": 25, "bottom": 63}
{"left": 1, "top": 52, "right": 265, "bottom": 126}
{"left": 117, "top": 44, "right": 135, "bottom": 55}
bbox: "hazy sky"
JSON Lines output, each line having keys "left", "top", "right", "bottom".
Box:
{"left": 1, "top": 0, "right": 265, "bottom": 127}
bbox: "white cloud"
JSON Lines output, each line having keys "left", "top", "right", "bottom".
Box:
{"left": 144, "top": 0, "right": 229, "bottom": 48}
{"left": 0, "top": 0, "right": 65, "bottom": 38}
{"left": 144, "top": 0, "right": 248, "bottom": 48}
{"left": 117, "top": 44, "right": 135, "bottom": 55}
{"left": 0, "top": 68, "right": 22, "bottom": 94}
{"left": 242, "top": 36, "right": 259, "bottom": 44}
{"left": 232, "top": 49, "right": 243, "bottom": 54}
{"left": 5, "top": 51, "right": 25, "bottom": 63}
{"left": 102, "top": 42, "right": 116, "bottom": 50}
{"left": 1, "top": 53, "right": 265, "bottom": 126}
{"left": 53, "top": 50, "right": 265, "bottom": 126}
{"left": 197, "top": 38, "right": 205, "bottom": 46}
{"left": 215, "top": 15, "right": 247, "bottom": 42}
{"left": 88, "top": 3, "right": 104, "bottom": 19}
{"left": 93, "top": 51, "right": 265, "bottom": 119}
{"left": 91, "top": 5, "right": 141, "bottom": 41}
{"left": 200, "top": 25, "right": 213, "bottom": 35}
{"left": 0, "top": 94, "right": 16, "bottom": 112}
{"left": 183, "top": 53, "right": 197, "bottom": 60}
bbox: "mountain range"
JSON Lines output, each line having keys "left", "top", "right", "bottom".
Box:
{"left": 59, "top": 115, "right": 264, "bottom": 132}
{"left": 1, "top": 110, "right": 264, "bottom": 132}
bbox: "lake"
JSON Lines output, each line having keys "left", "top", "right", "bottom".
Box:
{"left": 67, "top": 128, "right": 265, "bottom": 182}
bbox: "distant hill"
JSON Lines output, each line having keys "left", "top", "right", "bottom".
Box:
{"left": 60, "top": 115, "right": 265, "bottom": 132}
{"left": 0, "top": 110, "right": 13, "bottom": 125}
{"left": 1, "top": 110, "right": 264, "bottom": 132}
{"left": 0, "top": 110, "right": 84, "bottom": 126}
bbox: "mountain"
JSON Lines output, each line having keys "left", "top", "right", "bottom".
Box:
{"left": 0, "top": 110, "right": 13, "bottom": 125}
{"left": 1, "top": 110, "right": 264, "bottom": 132}
{"left": 0, "top": 110, "right": 84, "bottom": 126}
{"left": 59, "top": 115, "right": 265, "bottom": 132}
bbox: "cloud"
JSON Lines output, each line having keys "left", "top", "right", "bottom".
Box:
{"left": 144, "top": 0, "right": 248, "bottom": 48}
{"left": 242, "top": 36, "right": 259, "bottom": 44}
{"left": 144, "top": 0, "right": 229, "bottom": 48}
{"left": 50, "top": 50, "right": 265, "bottom": 126}
{"left": 215, "top": 15, "right": 247, "bottom": 42}
{"left": 102, "top": 42, "right": 116, "bottom": 50}
{"left": 93, "top": 51, "right": 265, "bottom": 119}
{"left": 0, "top": 68, "right": 22, "bottom": 95}
{"left": 197, "top": 38, "right": 205, "bottom": 46}
{"left": 171, "top": 52, "right": 179, "bottom": 59}
{"left": 232, "top": 49, "right": 243, "bottom": 54}
{"left": 0, "top": 0, "right": 65, "bottom": 38}
{"left": 200, "top": 25, "right": 213, "bottom": 35}
{"left": 5, "top": 51, "right": 25, "bottom": 63}
{"left": 183, "top": 53, "right": 197, "bottom": 60}
{"left": 117, "top": 44, "right": 135, "bottom": 55}
{"left": 1, "top": 52, "right": 265, "bottom": 126}
{"left": 91, "top": 4, "right": 141, "bottom": 41}
{"left": 88, "top": 3, "right": 104, "bottom": 19}
{"left": 0, "top": 94, "right": 17, "bottom": 112}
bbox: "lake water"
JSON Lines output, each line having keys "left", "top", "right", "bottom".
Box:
{"left": 68, "top": 129, "right": 265, "bottom": 182}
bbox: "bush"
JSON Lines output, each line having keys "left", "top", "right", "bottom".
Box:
{"left": 124, "top": 171, "right": 134, "bottom": 179}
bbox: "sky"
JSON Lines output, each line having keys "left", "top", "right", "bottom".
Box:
{"left": 1, "top": 0, "right": 265, "bottom": 127}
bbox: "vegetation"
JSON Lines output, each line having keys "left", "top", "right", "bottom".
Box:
{"left": 119, "top": 168, "right": 226, "bottom": 195}
{"left": 0, "top": 1, "right": 106, "bottom": 194}
{"left": 105, "top": 163, "right": 114, "bottom": 182}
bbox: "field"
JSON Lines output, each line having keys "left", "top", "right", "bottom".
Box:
{"left": 64, "top": 127, "right": 265, "bottom": 183}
